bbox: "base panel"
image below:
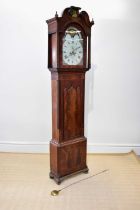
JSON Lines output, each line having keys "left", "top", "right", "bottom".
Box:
{"left": 50, "top": 137, "right": 88, "bottom": 184}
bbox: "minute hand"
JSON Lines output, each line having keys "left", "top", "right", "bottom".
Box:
{"left": 74, "top": 46, "right": 81, "bottom": 51}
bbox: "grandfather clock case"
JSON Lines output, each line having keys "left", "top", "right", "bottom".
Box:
{"left": 46, "top": 6, "right": 94, "bottom": 184}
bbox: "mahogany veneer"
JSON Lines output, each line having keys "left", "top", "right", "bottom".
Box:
{"left": 46, "top": 6, "right": 94, "bottom": 184}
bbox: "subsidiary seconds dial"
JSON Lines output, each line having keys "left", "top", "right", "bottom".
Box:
{"left": 62, "top": 27, "right": 83, "bottom": 65}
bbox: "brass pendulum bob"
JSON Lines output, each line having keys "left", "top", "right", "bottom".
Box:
{"left": 51, "top": 190, "right": 61, "bottom": 196}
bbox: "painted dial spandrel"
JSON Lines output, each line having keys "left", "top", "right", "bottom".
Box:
{"left": 62, "top": 27, "right": 83, "bottom": 65}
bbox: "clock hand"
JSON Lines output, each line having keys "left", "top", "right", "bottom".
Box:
{"left": 69, "top": 51, "right": 76, "bottom": 56}
{"left": 74, "top": 46, "right": 80, "bottom": 51}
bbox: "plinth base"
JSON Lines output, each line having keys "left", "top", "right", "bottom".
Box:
{"left": 49, "top": 167, "right": 89, "bottom": 184}
{"left": 50, "top": 137, "right": 88, "bottom": 184}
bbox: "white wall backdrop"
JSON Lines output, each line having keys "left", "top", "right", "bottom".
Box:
{"left": 0, "top": 0, "right": 140, "bottom": 154}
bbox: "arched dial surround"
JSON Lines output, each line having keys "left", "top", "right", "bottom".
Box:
{"left": 62, "top": 27, "right": 83, "bottom": 65}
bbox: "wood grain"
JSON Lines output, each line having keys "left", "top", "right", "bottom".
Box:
{"left": 46, "top": 6, "right": 94, "bottom": 184}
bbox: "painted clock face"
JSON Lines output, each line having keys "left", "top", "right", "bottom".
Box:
{"left": 62, "top": 27, "right": 83, "bottom": 65}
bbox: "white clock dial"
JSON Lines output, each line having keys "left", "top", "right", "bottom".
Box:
{"left": 62, "top": 27, "right": 83, "bottom": 65}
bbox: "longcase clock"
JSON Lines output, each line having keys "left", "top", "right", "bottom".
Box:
{"left": 46, "top": 6, "right": 94, "bottom": 184}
